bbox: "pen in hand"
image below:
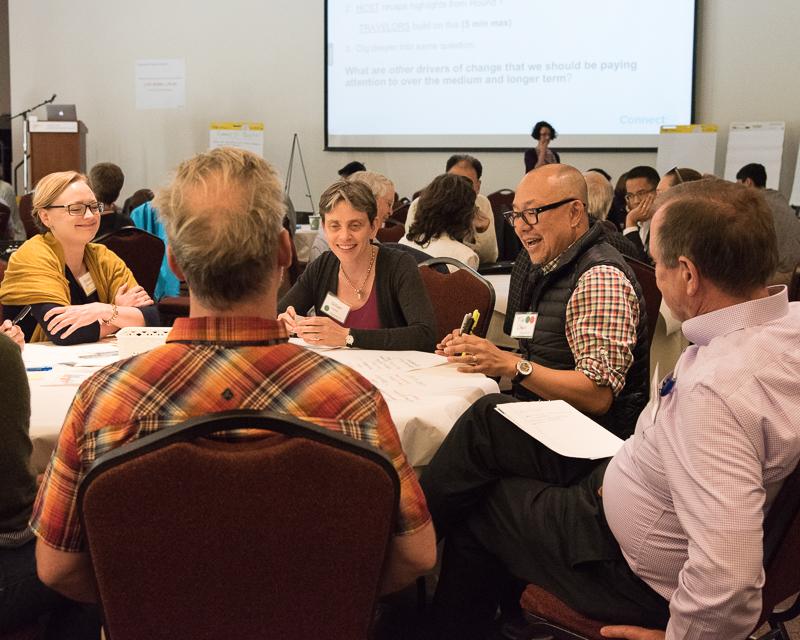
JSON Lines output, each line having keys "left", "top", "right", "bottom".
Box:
{"left": 12, "top": 305, "right": 31, "bottom": 326}
{"left": 460, "top": 309, "right": 480, "bottom": 356}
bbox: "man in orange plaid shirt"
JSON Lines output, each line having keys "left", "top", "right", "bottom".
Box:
{"left": 30, "top": 148, "right": 435, "bottom": 603}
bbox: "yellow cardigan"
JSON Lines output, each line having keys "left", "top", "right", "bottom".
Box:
{"left": 0, "top": 232, "right": 137, "bottom": 342}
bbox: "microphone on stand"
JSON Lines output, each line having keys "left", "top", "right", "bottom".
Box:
{"left": 47, "top": 94, "right": 57, "bottom": 103}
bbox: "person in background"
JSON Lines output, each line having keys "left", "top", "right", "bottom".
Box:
{"left": 0, "top": 171, "right": 157, "bottom": 344}
{"left": 406, "top": 154, "right": 498, "bottom": 264}
{"left": 400, "top": 173, "right": 480, "bottom": 270}
{"left": 279, "top": 179, "right": 436, "bottom": 351}
{"left": 308, "top": 170, "right": 395, "bottom": 263}
{"left": 524, "top": 120, "right": 560, "bottom": 173}
{"left": 0, "top": 176, "right": 25, "bottom": 240}
{"left": 129, "top": 200, "right": 182, "bottom": 300}
{"left": 338, "top": 160, "right": 366, "bottom": 178}
{"left": 583, "top": 170, "right": 641, "bottom": 260}
{"left": 88, "top": 162, "right": 133, "bottom": 238}
{"left": 587, "top": 167, "right": 612, "bottom": 182}
{"left": 607, "top": 171, "right": 629, "bottom": 231}
{"left": 0, "top": 332, "right": 101, "bottom": 638}
{"left": 30, "top": 147, "right": 435, "bottom": 605}
{"left": 657, "top": 166, "right": 702, "bottom": 193}
{"left": 736, "top": 162, "right": 800, "bottom": 284}
{"left": 622, "top": 165, "right": 660, "bottom": 262}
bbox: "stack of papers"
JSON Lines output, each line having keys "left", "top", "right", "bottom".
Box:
{"left": 495, "top": 400, "right": 624, "bottom": 460}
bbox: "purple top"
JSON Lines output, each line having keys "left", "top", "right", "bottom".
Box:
{"left": 343, "top": 285, "right": 383, "bottom": 330}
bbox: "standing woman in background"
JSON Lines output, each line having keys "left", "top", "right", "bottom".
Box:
{"left": 524, "top": 120, "right": 560, "bottom": 173}
{"left": 0, "top": 171, "right": 158, "bottom": 344}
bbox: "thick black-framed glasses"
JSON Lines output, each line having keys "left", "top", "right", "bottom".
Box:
{"left": 503, "top": 198, "right": 578, "bottom": 226}
{"left": 44, "top": 202, "right": 105, "bottom": 216}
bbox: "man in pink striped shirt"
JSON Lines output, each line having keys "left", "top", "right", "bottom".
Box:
{"left": 421, "top": 178, "right": 800, "bottom": 640}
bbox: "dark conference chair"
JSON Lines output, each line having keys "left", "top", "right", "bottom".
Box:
{"left": 623, "top": 256, "right": 661, "bottom": 354}
{"left": 94, "top": 226, "right": 165, "bottom": 300}
{"left": 418, "top": 257, "right": 495, "bottom": 342}
{"left": 513, "top": 461, "right": 800, "bottom": 640}
{"left": 78, "top": 410, "right": 399, "bottom": 640}
{"left": 17, "top": 193, "right": 38, "bottom": 239}
{"left": 0, "top": 201, "right": 10, "bottom": 238}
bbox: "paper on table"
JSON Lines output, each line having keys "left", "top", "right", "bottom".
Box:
{"left": 322, "top": 349, "right": 447, "bottom": 374}
{"left": 495, "top": 400, "right": 624, "bottom": 460}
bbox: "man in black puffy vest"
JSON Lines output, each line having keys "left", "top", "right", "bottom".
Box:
{"left": 420, "top": 163, "right": 650, "bottom": 639}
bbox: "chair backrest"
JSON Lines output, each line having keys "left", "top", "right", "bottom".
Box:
{"left": 623, "top": 256, "right": 661, "bottom": 353}
{"left": 376, "top": 222, "right": 405, "bottom": 244}
{"left": 486, "top": 188, "right": 515, "bottom": 217}
{"left": 418, "top": 257, "right": 496, "bottom": 341}
{"left": 757, "top": 462, "right": 800, "bottom": 630}
{"left": 18, "top": 193, "right": 38, "bottom": 239}
{"left": 93, "top": 226, "right": 166, "bottom": 299}
{"left": 0, "top": 202, "right": 9, "bottom": 238}
{"left": 788, "top": 262, "right": 800, "bottom": 302}
{"left": 78, "top": 410, "right": 399, "bottom": 640}
{"left": 391, "top": 202, "right": 410, "bottom": 225}
{"left": 121, "top": 188, "right": 155, "bottom": 217}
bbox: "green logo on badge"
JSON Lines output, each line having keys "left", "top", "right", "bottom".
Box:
{"left": 324, "top": 304, "right": 330, "bottom": 311}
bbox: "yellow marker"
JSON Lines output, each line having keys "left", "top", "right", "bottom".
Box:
{"left": 460, "top": 309, "right": 481, "bottom": 357}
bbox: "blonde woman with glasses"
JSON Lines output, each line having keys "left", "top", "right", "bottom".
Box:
{"left": 0, "top": 171, "right": 158, "bottom": 344}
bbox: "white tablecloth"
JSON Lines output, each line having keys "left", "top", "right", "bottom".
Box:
{"left": 24, "top": 339, "right": 499, "bottom": 472}
{"left": 294, "top": 224, "right": 319, "bottom": 263}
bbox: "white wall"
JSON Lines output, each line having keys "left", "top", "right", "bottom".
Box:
{"left": 7, "top": 0, "right": 800, "bottom": 203}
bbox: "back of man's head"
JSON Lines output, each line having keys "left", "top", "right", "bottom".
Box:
{"left": 88, "top": 162, "right": 125, "bottom": 205}
{"left": 655, "top": 179, "right": 778, "bottom": 296}
{"left": 347, "top": 170, "right": 395, "bottom": 201}
{"left": 625, "top": 165, "right": 660, "bottom": 189}
{"left": 445, "top": 154, "right": 483, "bottom": 180}
{"left": 156, "top": 148, "right": 285, "bottom": 310}
{"left": 735, "top": 163, "right": 767, "bottom": 188}
{"left": 583, "top": 171, "right": 614, "bottom": 220}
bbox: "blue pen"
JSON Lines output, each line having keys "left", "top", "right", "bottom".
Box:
{"left": 659, "top": 374, "right": 676, "bottom": 396}
{"left": 26, "top": 366, "right": 53, "bottom": 372}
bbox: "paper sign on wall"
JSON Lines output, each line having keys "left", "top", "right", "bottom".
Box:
{"left": 723, "top": 122, "right": 785, "bottom": 190}
{"left": 135, "top": 59, "right": 186, "bottom": 110}
{"left": 656, "top": 124, "right": 718, "bottom": 176}
{"left": 209, "top": 122, "right": 265, "bottom": 157}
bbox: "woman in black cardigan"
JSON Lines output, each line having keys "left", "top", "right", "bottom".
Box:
{"left": 278, "top": 180, "right": 437, "bottom": 352}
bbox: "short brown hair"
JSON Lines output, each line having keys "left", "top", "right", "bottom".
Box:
{"left": 31, "top": 171, "right": 88, "bottom": 231}
{"left": 654, "top": 179, "right": 778, "bottom": 295}
{"left": 89, "top": 163, "right": 125, "bottom": 205}
{"left": 155, "top": 147, "right": 285, "bottom": 310}
{"left": 318, "top": 179, "right": 377, "bottom": 223}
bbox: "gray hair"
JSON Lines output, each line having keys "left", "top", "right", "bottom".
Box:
{"left": 155, "top": 147, "right": 285, "bottom": 310}
{"left": 583, "top": 171, "right": 614, "bottom": 220}
{"left": 347, "top": 170, "right": 395, "bottom": 201}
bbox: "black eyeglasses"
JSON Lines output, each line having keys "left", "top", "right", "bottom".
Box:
{"left": 503, "top": 198, "right": 578, "bottom": 226}
{"left": 43, "top": 202, "right": 105, "bottom": 216}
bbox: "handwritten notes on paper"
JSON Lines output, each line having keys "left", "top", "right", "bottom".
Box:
{"left": 495, "top": 400, "right": 624, "bottom": 459}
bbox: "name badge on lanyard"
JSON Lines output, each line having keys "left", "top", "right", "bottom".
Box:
{"left": 510, "top": 312, "right": 537, "bottom": 339}
{"left": 77, "top": 272, "right": 97, "bottom": 297}
{"left": 321, "top": 292, "right": 351, "bottom": 324}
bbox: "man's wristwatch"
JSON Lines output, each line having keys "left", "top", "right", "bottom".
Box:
{"left": 512, "top": 359, "right": 533, "bottom": 385}
{"left": 345, "top": 332, "right": 355, "bottom": 348}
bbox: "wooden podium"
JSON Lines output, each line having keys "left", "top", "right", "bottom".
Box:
{"left": 29, "top": 120, "right": 87, "bottom": 187}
